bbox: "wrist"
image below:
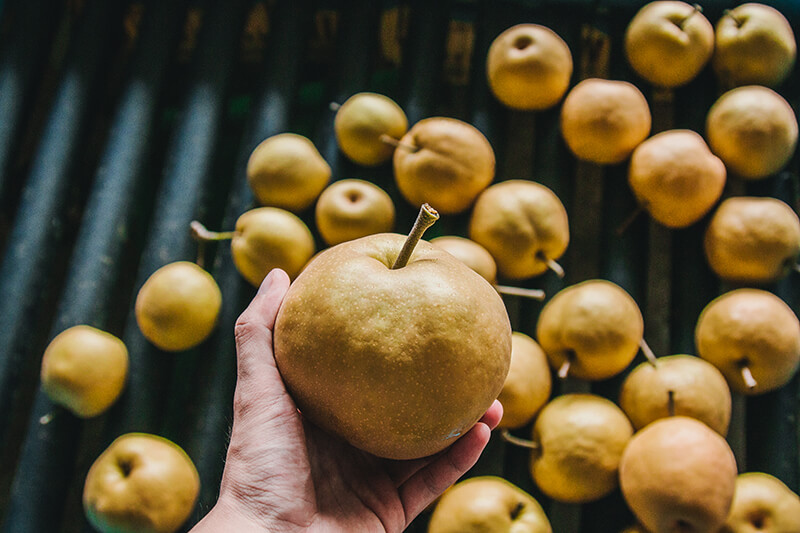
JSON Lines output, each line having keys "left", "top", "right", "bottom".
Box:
{"left": 192, "top": 498, "right": 273, "bottom": 532}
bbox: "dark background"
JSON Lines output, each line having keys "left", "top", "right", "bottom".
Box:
{"left": 0, "top": 0, "right": 797, "bottom": 531}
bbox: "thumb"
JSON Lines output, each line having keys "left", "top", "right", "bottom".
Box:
{"left": 233, "top": 268, "right": 291, "bottom": 386}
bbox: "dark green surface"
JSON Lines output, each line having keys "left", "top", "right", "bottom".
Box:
{"left": 0, "top": 1, "right": 797, "bottom": 532}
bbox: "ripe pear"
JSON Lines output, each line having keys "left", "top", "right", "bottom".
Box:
{"left": 624, "top": 1, "right": 714, "bottom": 88}
{"left": 486, "top": 23, "right": 573, "bottom": 110}
{"left": 706, "top": 86, "right": 798, "bottom": 179}
{"left": 619, "top": 354, "right": 732, "bottom": 435}
{"left": 529, "top": 393, "right": 633, "bottom": 503}
{"left": 428, "top": 476, "right": 552, "bottom": 533}
{"left": 83, "top": 433, "right": 200, "bottom": 533}
{"left": 40, "top": 325, "right": 128, "bottom": 418}
{"left": 497, "top": 332, "right": 552, "bottom": 430}
{"left": 703, "top": 196, "right": 800, "bottom": 284}
{"left": 713, "top": 3, "right": 797, "bottom": 89}
{"left": 430, "top": 235, "right": 498, "bottom": 284}
{"left": 619, "top": 416, "right": 738, "bottom": 533}
{"left": 560, "top": 78, "right": 652, "bottom": 164}
{"left": 393, "top": 117, "right": 495, "bottom": 214}
{"left": 315, "top": 179, "right": 395, "bottom": 246}
{"left": 468, "top": 180, "right": 569, "bottom": 280}
{"left": 231, "top": 207, "right": 315, "bottom": 285}
{"left": 333, "top": 92, "right": 408, "bottom": 166}
{"left": 721, "top": 472, "right": 800, "bottom": 533}
{"left": 246, "top": 132, "right": 331, "bottom": 212}
{"left": 695, "top": 288, "right": 800, "bottom": 395}
{"left": 135, "top": 261, "right": 222, "bottom": 352}
{"left": 536, "top": 279, "right": 644, "bottom": 380}
{"left": 628, "top": 129, "right": 726, "bottom": 228}
{"left": 273, "top": 207, "right": 512, "bottom": 459}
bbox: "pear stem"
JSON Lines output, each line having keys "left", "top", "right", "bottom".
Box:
{"left": 740, "top": 364, "right": 758, "bottom": 390}
{"left": 639, "top": 338, "right": 658, "bottom": 367}
{"left": 667, "top": 389, "right": 676, "bottom": 417}
{"left": 616, "top": 205, "right": 644, "bottom": 236}
{"left": 536, "top": 251, "right": 564, "bottom": 278}
{"left": 329, "top": 101, "right": 341, "bottom": 112}
{"left": 190, "top": 220, "right": 237, "bottom": 242}
{"left": 723, "top": 9, "right": 744, "bottom": 28}
{"left": 380, "top": 133, "right": 419, "bottom": 153}
{"left": 494, "top": 284, "right": 546, "bottom": 301}
{"left": 392, "top": 204, "right": 439, "bottom": 269}
{"left": 500, "top": 429, "right": 540, "bottom": 450}
{"left": 557, "top": 358, "right": 571, "bottom": 379}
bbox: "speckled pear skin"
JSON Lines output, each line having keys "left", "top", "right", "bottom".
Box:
{"left": 274, "top": 233, "right": 512, "bottom": 460}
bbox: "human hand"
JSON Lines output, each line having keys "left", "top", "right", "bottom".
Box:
{"left": 192, "top": 268, "right": 503, "bottom": 532}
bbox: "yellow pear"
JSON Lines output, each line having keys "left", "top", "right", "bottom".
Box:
{"left": 619, "top": 354, "right": 732, "bottom": 435}
{"left": 721, "top": 472, "right": 800, "bottom": 533}
{"left": 497, "top": 332, "right": 552, "bottom": 430}
{"left": 624, "top": 1, "right": 714, "bottom": 88}
{"left": 246, "top": 132, "right": 331, "bottom": 212}
{"left": 529, "top": 393, "right": 633, "bottom": 503}
{"left": 135, "top": 261, "right": 222, "bottom": 352}
{"left": 704, "top": 196, "right": 800, "bottom": 284}
{"left": 273, "top": 206, "right": 512, "bottom": 459}
{"left": 536, "top": 279, "right": 644, "bottom": 380}
{"left": 393, "top": 117, "right": 495, "bottom": 214}
{"left": 428, "top": 476, "right": 552, "bottom": 533}
{"left": 628, "top": 129, "right": 726, "bottom": 228}
{"left": 486, "top": 23, "right": 573, "bottom": 110}
{"left": 468, "top": 180, "right": 569, "bottom": 280}
{"left": 231, "top": 207, "right": 315, "bottom": 285}
{"left": 430, "top": 235, "right": 498, "bottom": 284}
{"left": 333, "top": 92, "right": 408, "bottom": 166}
{"left": 83, "top": 433, "right": 200, "bottom": 533}
{"left": 560, "top": 78, "right": 652, "bottom": 164}
{"left": 40, "top": 325, "right": 128, "bottom": 418}
{"left": 695, "top": 288, "right": 800, "bottom": 395}
{"left": 713, "top": 3, "right": 797, "bottom": 88}
{"left": 620, "top": 416, "right": 738, "bottom": 533}
{"left": 315, "top": 179, "right": 395, "bottom": 246}
{"left": 706, "top": 86, "right": 798, "bottom": 179}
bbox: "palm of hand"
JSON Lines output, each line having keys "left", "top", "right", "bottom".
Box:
{"left": 195, "top": 269, "right": 500, "bottom": 533}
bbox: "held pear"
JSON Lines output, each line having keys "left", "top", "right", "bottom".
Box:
{"left": 496, "top": 332, "right": 552, "bottom": 430}
{"left": 430, "top": 236, "right": 498, "bottom": 284}
{"left": 83, "top": 433, "right": 200, "bottom": 533}
{"left": 560, "top": 78, "right": 651, "bottom": 164}
{"left": 468, "top": 180, "right": 569, "bottom": 280}
{"left": 529, "top": 394, "right": 633, "bottom": 503}
{"left": 273, "top": 207, "right": 512, "bottom": 460}
{"left": 393, "top": 117, "right": 495, "bottom": 214}
{"left": 695, "top": 288, "right": 800, "bottom": 395}
{"left": 333, "top": 92, "right": 408, "bottom": 166}
{"left": 619, "top": 354, "right": 732, "bottom": 435}
{"left": 40, "top": 325, "right": 128, "bottom": 418}
{"left": 135, "top": 261, "right": 222, "bottom": 352}
{"left": 713, "top": 3, "right": 797, "bottom": 89}
{"left": 486, "top": 23, "right": 573, "bottom": 110}
{"left": 315, "top": 179, "right": 395, "bottom": 246}
{"left": 536, "top": 279, "right": 644, "bottom": 381}
{"left": 628, "top": 129, "right": 726, "bottom": 228}
{"left": 705, "top": 86, "right": 798, "bottom": 180}
{"left": 721, "top": 472, "right": 800, "bottom": 533}
{"left": 703, "top": 196, "right": 800, "bottom": 284}
{"left": 231, "top": 207, "right": 316, "bottom": 285}
{"left": 624, "top": 1, "right": 714, "bottom": 88}
{"left": 246, "top": 132, "right": 331, "bottom": 212}
{"left": 428, "top": 476, "right": 552, "bottom": 533}
{"left": 619, "top": 416, "right": 738, "bottom": 533}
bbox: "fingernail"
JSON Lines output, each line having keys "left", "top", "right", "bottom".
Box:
{"left": 257, "top": 269, "right": 276, "bottom": 295}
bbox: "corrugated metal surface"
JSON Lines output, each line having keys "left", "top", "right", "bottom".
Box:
{"left": 0, "top": 1, "right": 796, "bottom": 531}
